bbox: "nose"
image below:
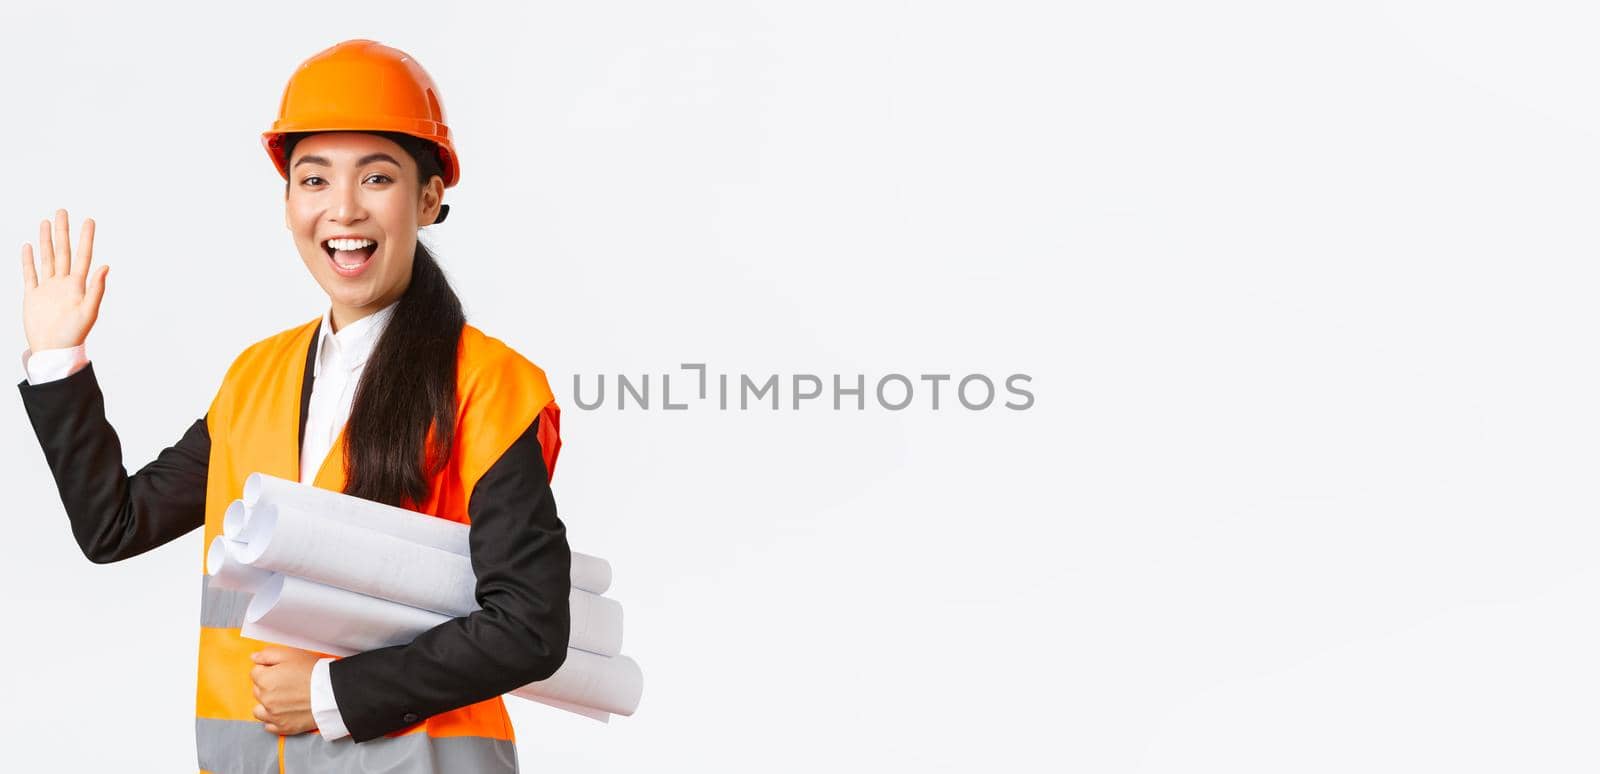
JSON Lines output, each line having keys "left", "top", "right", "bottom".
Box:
{"left": 329, "top": 181, "right": 368, "bottom": 225}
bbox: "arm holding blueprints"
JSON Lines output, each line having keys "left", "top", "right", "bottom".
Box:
{"left": 212, "top": 472, "right": 644, "bottom": 724}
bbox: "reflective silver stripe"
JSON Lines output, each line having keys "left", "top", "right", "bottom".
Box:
{"left": 200, "top": 573, "right": 252, "bottom": 629}
{"left": 195, "top": 717, "right": 280, "bottom": 774}
{"left": 284, "top": 731, "right": 518, "bottom": 773}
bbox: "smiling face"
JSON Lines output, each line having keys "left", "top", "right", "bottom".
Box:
{"left": 284, "top": 131, "right": 444, "bottom": 331}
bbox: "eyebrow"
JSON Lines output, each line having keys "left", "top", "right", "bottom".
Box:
{"left": 291, "top": 152, "right": 404, "bottom": 169}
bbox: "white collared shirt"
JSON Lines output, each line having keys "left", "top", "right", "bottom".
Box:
{"left": 19, "top": 298, "right": 401, "bottom": 742}
{"left": 301, "top": 300, "right": 399, "bottom": 486}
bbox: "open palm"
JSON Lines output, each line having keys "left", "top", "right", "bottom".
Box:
{"left": 20, "top": 209, "right": 108, "bottom": 353}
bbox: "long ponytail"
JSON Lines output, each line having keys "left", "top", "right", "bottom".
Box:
{"left": 344, "top": 238, "right": 464, "bottom": 507}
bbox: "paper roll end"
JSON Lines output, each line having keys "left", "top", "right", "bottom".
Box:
{"left": 205, "top": 536, "right": 227, "bottom": 576}
{"left": 243, "top": 572, "right": 286, "bottom": 625}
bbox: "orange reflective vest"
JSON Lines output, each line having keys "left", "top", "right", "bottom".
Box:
{"left": 195, "top": 317, "right": 561, "bottom": 773}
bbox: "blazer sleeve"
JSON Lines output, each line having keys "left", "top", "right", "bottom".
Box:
{"left": 327, "top": 411, "right": 572, "bottom": 742}
{"left": 16, "top": 362, "right": 210, "bottom": 564}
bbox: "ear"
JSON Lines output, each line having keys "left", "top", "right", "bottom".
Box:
{"left": 419, "top": 175, "right": 445, "bottom": 225}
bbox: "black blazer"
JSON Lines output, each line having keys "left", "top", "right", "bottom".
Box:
{"left": 14, "top": 324, "right": 572, "bottom": 742}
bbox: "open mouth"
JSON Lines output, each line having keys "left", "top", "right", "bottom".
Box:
{"left": 322, "top": 237, "right": 378, "bottom": 275}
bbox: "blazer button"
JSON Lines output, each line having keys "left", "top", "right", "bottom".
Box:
{"left": 402, "top": 712, "right": 419, "bottom": 723}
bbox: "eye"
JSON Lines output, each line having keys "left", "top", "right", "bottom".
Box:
{"left": 299, "top": 175, "right": 326, "bottom": 186}
{"left": 364, "top": 174, "right": 393, "bottom": 184}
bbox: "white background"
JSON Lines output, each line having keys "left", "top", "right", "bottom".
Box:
{"left": 1, "top": 1, "right": 1594, "bottom": 771}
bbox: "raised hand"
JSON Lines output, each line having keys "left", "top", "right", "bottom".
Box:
{"left": 20, "top": 209, "right": 108, "bottom": 353}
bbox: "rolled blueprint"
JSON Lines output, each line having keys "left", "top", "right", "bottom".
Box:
{"left": 221, "top": 500, "right": 252, "bottom": 541}
{"left": 569, "top": 585, "right": 626, "bottom": 656}
{"left": 239, "top": 618, "right": 343, "bottom": 658}
{"left": 524, "top": 695, "right": 612, "bottom": 723}
{"left": 243, "top": 473, "right": 471, "bottom": 554}
{"left": 245, "top": 573, "right": 450, "bottom": 653}
{"left": 245, "top": 572, "right": 624, "bottom": 657}
{"left": 570, "top": 553, "right": 613, "bottom": 596}
{"left": 241, "top": 473, "right": 614, "bottom": 594}
{"left": 241, "top": 579, "right": 644, "bottom": 717}
{"left": 205, "top": 536, "right": 272, "bottom": 593}
{"left": 511, "top": 648, "right": 644, "bottom": 717}
{"left": 236, "top": 503, "right": 477, "bottom": 617}
{"left": 231, "top": 473, "right": 642, "bottom": 720}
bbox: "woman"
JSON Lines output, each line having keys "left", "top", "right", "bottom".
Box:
{"left": 15, "top": 39, "right": 570, "bottom": 773}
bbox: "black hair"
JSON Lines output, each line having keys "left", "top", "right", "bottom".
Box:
{"left": 281, "top": 130, "right": 465, "bottom": 508}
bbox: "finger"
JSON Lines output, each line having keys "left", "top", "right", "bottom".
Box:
{"left": 254, "top": 647, "right": 285, "bottom": 665}
{"left": 253, "top": 703, "right": 271, "bottom": 723}
{"left": 38, "top": 220, "right": 53, "bottom": 277}
{"left": 52, "top": 209, "right": 71, "bottom": 278}
{"left": 86, "top": 265, "right": 107, "bottom": 310}
{"left": 264, "top": 724, "right": 280, "bottom": 735}
{"left": 20, "top": 244, "right": 37, "bottom": 290}
{"left": 73, "top": 217, "right": 94, "bottom": 277}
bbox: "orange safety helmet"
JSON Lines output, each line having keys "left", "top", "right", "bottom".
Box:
{"left": 262, "top": 39, "right": 461, "bottom": 190}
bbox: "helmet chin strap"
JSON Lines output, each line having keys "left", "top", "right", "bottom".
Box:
{"left": 433, "top": 203, "right": 450, "bottom": 224}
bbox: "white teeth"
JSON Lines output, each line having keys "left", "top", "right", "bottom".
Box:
{"left": 325, "top": 238, "right": 376, "bottom": 251}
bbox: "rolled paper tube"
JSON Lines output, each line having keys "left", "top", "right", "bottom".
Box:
{"left": 524, "top": 694, "right": 610, "bottom": 723}
{"left": 570, "top": 588, "right": 625, "bottom": 657}
{"left": 244, "top": 572, "right": 624, "bottom": 657}
{"left": 237, "top": 503, "right": 477, "bottom": 618}
{"left": 221, "top": 500, "right": 252, "bottom": 541}
{"left": 240, "top": 615, "right": 349, "bottom": 658}
{"left": 241, "top": 573, "right": 642, "bottom": 716}
{"left": 205, "top": 536, "right": 272, "bottom": 593}
{"left": 244, "top": 473, "right": 469, "bottom": 554}
{"left": 243, "top": 472, "right": 613, "bottom": 594}
{"left": 245, "top": 573, "right": 447, "bottom": 653}
{"left": 570, "top": 553, "right": 614, "bottom": 596}
{"left": 511, "top": 649, "right": 644, "bottom": 717}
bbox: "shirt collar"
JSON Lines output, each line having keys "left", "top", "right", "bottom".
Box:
{"left": 314, "top": 299, "right": 400, "bottom": 378}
